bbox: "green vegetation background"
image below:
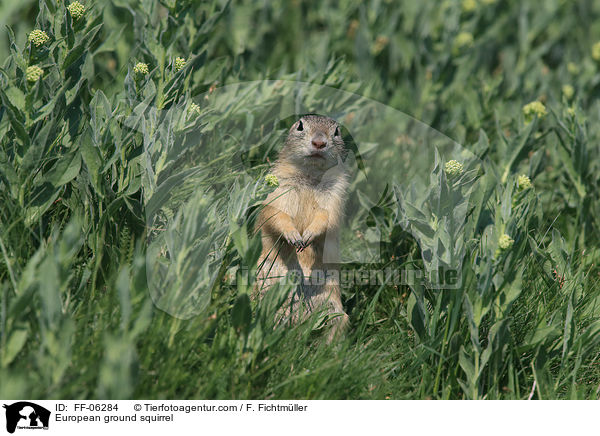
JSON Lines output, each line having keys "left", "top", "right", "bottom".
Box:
{"left": 1, "top": 0, "right": 600, "bottom": 399}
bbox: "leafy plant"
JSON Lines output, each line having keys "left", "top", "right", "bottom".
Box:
{"left": 1, "top": 0, "right": 600, "bottom": 400}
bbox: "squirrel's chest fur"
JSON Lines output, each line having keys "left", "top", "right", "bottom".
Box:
{"left": 282, "top": 184, "right": 322, "bottom": 234}
{"left": 276, "top": 166, "right": 347, "bottom": 226}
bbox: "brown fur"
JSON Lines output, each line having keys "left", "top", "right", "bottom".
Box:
{"left": 255, "top": 115, "right": 349, "bottom": 341}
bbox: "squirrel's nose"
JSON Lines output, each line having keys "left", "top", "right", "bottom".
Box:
{"left": 312, "top": 138, "right": 327, "bottom": 149}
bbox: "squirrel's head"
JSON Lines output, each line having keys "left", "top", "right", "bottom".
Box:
{"left": 281, "top": 115, "right": 345, "bottom": 170}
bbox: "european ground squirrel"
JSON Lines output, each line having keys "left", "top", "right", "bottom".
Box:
{"left": 255, "top": 115, "right": 349, "bottom": 340}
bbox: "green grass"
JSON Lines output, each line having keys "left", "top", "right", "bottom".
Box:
{"left": 1, "top": 0, "right": 600, "bottom": 399}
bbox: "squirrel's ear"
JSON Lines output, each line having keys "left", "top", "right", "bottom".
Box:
{"left": 334, "top": 127, "right": 340, "bottom": 137}
{"left": 297, "top": 120, "right": 304, "bottom": 131}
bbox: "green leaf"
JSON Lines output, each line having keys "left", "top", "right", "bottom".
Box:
{"left": 549, "top": 229, "right": 568, "bottom": 272}
{"left": 90, "top": 90, "right": 112, "bottom": 137}
{"left": 62, "top": 43, "right": 87, "bottom": 71}
{"left": 4, "top": 86, "right": 25, "bottom": 113}
{"left": 1, "top": 328, "right": 28, "bottom": 367}
{"left": 80, "top": 129, "right": 104, "bottom": 196}
{"left": 63, "top": 8, "right": 75, "bottom": 48}
{"left": 25, "top": 183, "right": 60, "bottom": 226}
{"left": 231, "top": 293, "right": 252, "bottom": 335}
{"left": 458, "top": 346, "right": 476, "bottom": 383}
{"left": 21, "top": 132, "right": 48, "bottom": 173}
{"left": 93, "top": 25, "right": 126, "bottom": 54}
{"left": 116, "top": 267, "right": 132, "bottom": 329}
{"left": 556, "top": 142, "right": 586, "bottom": 199}
{"left": 38, "top": 256, "right": 62, "bottom": 329}
{"left": 62, "top": 23, "right": 103, "bottom": 71}
{"left": 0, "top": 88, "right": 29, "bottom": 146}
{"left": 523, "top": 319, "right": 560, "bottom": 348}
{"left": 45, "top": 152, "right": 82, "bottom": 187}
{"left": 406, "top": 291, "right": 427, "bottom": 340}
{"left": 0, "top": 152, "right": 19, "bottom": 193}
{"left": 31, "top": 93, "right": 62, "bottom": 124}
{"left": 500, "top": 119, "right": 536, "bottom": 183}
{"left": 230, "top": 223, "right": 249, "bottom": 257}
{"left": 6, "top": 25, "right": 27, "bottom": 72}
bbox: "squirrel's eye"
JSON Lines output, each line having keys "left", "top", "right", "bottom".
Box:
{"left": 334, "top": 127, "right": 340, "bottom": 137}
{"left": 297, "top": 120, "right": 304, "bottom": 131}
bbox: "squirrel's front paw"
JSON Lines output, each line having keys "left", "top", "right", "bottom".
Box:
{"left": 283, "top": 229, "right": 303, "bottom": 248}
{"left": 297, "top": 229, "right": 318, "bottom": 252}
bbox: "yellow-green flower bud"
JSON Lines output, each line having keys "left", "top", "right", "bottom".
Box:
{"left": 28, "top": 30, "right": 49, "bottom": 47}
{"left": 174, "top": 57, "right": 186, "bottom": 72}
{"left": 453, "top": 32, "right": 474, "bottom": 52}
{"left": 372, "top": 35, "right": 389, "bottom": 55}
{"left": 67, "top": 1, "right": 86, "bottom": 20}
{"left": 567, "top": 62, "right": 580, "bottom": 75}
{"left": 498, "top": 234, "right": 514, "bottom": 250}
{"left": 444, "top": 160, "right": 464, "bottom": 177}
{"left": 133, "top": 62, "right": 149, "bottom": 76}
{"left": 593, "top": 41, "right": 600, "bottom": 62}
{"left": 522, "top": 100, "right": 547, "bottom": 123}
{"left": 462, "top": 0, "right": 477, "bottom": 13}
{"left": 26, "top": 65, "right": 44, "bottom": 82}
{"left": 188, "top": 102, "right": 201, "bottom": 116}
{"left": 517, "top": 175, "right": 532, "bottom": 191}
{"left": 265, "top": 174, "right": 279, "bottom": 187}
{"left": 562, "top": 84, "right": 574, "bottom": 100}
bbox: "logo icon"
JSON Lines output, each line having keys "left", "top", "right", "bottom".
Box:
{"left": 3, "top": 402, "right": 50, "bottom": 434}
